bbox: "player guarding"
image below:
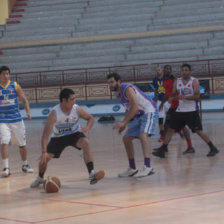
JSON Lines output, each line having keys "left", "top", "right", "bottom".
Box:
{"left": 31, "top": 88, "right": 104, "bottom": 187}
{"left": 107, "top": 73, "right": 158, "bottom": 178}
{"left": 153, "top": 64, "right": 219, "bottom": 158}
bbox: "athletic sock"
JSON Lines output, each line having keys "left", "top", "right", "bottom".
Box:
{"left": 86, "top": 161, "right": 94, "bottom": 174}
{"left": 129, "top": 158, "right": 136, "bottom": 170}
{"left": 186, "top": 138, "right": 192, "bottom": 148}
{"left": 22, "top": 160, "right": 28, "bottom": 166}
{"left": 208, "top": 141, "right": 215, "bottom": 149}
{"left": 39, "top": 172, "right": 44, "bottom": 178}
{"left": 144, "top": 158, "right": 151, "bottom": 167}
{"left": 3, "top": 158, "right": 9, "bottom": 169}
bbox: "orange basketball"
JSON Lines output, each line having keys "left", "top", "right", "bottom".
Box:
{"left": 43, "top": 176, "right": 61, "bottom": 193}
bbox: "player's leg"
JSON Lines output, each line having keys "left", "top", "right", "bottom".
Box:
{"left": 119, "top": 135, "right": 138, "bottom": 177}
{"left": 196, "top": 130, "right": 219, "bottom": 156}
{"left": 134, "top": 112, "right": 157, "bottom": 177}
{"left": 182, "top": 126, "right": 195, "bottom": 154}
{"left": 30, "top": 136, "right": 62, "bottom": 188}
{"left": 19, "top": 146, "right": 34, "bottom": 173}
{"left": 30, "top": 153, "right": 53, "bottom": 188}
{"left": 157, "top": 101, "right": 165, "bottom": 142}
{"left": 153, "top": 111, "right": 183, "bottom": 158}
{"left": 75, "top": 133, "right": 104, "bottom": 184}
{"left": 118, "top": 117, "right": 140, "bottom": 177}
{"left": 188, "top": 111, "right": 218, "bottom": 157}
{"left": 11, "top": 121, "right": 33, "bottom": 173}
{"left": 0, "top": 123, "right": 11, "bottom": 177}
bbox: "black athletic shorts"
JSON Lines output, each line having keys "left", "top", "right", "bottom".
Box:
{"left": 170, "top": 111, "right": 202, "bottom": 133}
{"left": 47, "top": 132, "right": 86, "bottom": 158}
{"left": 165, "top": 108, "right": 176, "bottom": 126}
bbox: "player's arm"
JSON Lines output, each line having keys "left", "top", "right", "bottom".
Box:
{"left": 78, "top": 106, "right": 94, "bottom": 133}
{"left": 16, "top": 83, "right": 31, "bottom": 120}
{"left": 122, "top": 87, "right": 138, "bottom": 125}
{"left": 153, "top": 88, "right": 158, "bottom": 102}
{"left": 169, "top": 79, "right": 178, "bottom": 103}
{"left": 152, "top": 79, "right": 158, "bottom": 102}
{"left": 179, "top": 79, "right": 200, "bottom": 101}
{"left": 113, "top": 87, "right": 138, "bottom": 131}
{"left": 41, "top": 110, "right": 56, "bottom": 153}
{"left": 159, "top": 94, "right": 168, "bottom": 110}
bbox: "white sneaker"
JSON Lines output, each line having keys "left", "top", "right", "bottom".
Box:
{"left": 118, "top": 167, "right": 138, "bottom": 177}
{"left": 2, "top": 168, "right": 10, "bottom": 177}
{"left": 22, "top": 164, "right": 34, "bottom": 173}
{"left": 30, "top": 176, "right": 43, "bottom": 188}
{"left": 89, "top": 170, "right": 105, "bottom": 185}
{"left": 134, "top": 165, "right": 154, "bottom": 178}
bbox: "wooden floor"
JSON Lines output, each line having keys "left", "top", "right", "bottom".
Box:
{"left": 0, "top": 113, "right": 223, "bottom": 224}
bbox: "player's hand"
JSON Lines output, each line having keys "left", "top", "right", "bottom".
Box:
{"left": 81, "top": 126, "right": 89, "bottom": 133}
{"left": 178, "top": 95, "right": 185, "bottom": 100}
{"left": 27, "top": 112, "right": 31, "bottom": 120}
{"left": 118, "top": 126, "right": 126, "bottom": 134}
{"left": 39, "top": 152, "right": 48, "bottom": 165}
{"left": 113, "top": 122, "right": 126, "bottom": 132}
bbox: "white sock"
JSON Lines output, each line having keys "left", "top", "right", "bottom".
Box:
{"left": 22, "top": 160, "right": 28, "bottom": 166}
{"left": 3, "top": 159, "right": 9, "bottom": 169}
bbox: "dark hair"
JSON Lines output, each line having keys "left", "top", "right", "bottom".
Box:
{"left": 59, "top": 88, "right": 75, "bottom": 102}
{"left": 0, "top": 66, "right": 10, "bottom": 74}
{"left": 181, "top": 63, "right": 191, "bottom": 71}
{"left": 107, "top": 72, "right": 121, "bottom": 81}
{"left": 163, "top": 65, "right": 172, "bottom": 71}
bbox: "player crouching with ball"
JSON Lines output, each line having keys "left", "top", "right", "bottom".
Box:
{"left": 30, "top": 88, "right": 104, "bottom": 188}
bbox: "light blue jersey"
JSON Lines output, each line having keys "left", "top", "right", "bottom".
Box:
{"left": 116, "top": 83, "right": 158, "bottom": 137}
{"left": 116, "top": 83, "right": 158, "bottom": 114}
{"left": 0, "top": 80, "right": 22, "bottom": 123}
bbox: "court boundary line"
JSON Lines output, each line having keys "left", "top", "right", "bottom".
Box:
{"left": 0, "top": 193, "right": 123, "bottom": 209}
{"left": 1, "top": 189, "right": 223, "bottom": 223}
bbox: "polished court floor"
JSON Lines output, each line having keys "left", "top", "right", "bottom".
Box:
{"left": 0, "top": 113, "right": 223, "bottom": 224}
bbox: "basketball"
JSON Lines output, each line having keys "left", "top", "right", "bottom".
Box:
{"left": 43, "top": 176, "right": 61, "bottom": 193}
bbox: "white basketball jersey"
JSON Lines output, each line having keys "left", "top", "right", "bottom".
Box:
{"left": 176, "top": 77, "right": 197, "bottom": 112}
{"left": 52, "top": 104, "right": 81, "bottom": 137}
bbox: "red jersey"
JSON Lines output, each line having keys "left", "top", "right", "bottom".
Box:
{"left": 163, "top": 76, "right": 178, "bottom": 109}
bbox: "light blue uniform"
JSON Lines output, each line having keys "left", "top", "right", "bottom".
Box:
{"left": 116, "top": 83, "right": 158, "bottom": 137}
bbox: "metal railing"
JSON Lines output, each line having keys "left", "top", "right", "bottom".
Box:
{"left": 11, "top": 59, "right": 224, "bottom": 103}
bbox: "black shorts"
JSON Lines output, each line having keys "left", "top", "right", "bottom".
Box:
{"left": 47, "top": 132, "right": 86, "bottom": 158}
{"left": 165, "top": 108, "right": 176, "bottom": 126}
{"left": 170, "top": 111, "right": 202, "bottom": 133}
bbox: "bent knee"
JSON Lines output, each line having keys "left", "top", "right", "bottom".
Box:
{"left": 77, "top": 137, "right": 90, "bottom": 149}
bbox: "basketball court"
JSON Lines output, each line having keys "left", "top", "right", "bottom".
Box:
{"left": 0, "top": 113, "right": 223, "bottom": 224}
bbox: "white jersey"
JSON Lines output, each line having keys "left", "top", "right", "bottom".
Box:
{"left": 52, "top": 104, "right": 81, "bottom": 137}
{"left": 176, "top": 77, "right": 197, "bottom": 112}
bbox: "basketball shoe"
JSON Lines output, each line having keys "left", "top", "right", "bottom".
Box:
{"left": 134, "top": 165, "right": 154, "bottom": 178}
{"left": 89, "top": 170, "right": 105, "bottom": 185}
{"left": 30, "top": 176, "right": 43, "bottom": 188}
{"left": 22, "top": 164, "right": 34, "bottom": 173}
{"left": 2, "top": 168, "right": 10, "bottom": 177}
{"left": 118, "top": 167, "right": 138, "bottom": 177}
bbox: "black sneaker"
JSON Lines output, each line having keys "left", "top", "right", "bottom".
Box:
{"left": 152, "top": 146, "right": 165, "bottom": 158}
{"left": 183, "top": 147, "right": 195, "bottom": 154}
{"left": 153, "top": 146, "right": 168, "bottom": 153}
{"left": 2, "top": 168, "right": 11, "bottom": 177}
{"left": 207, "top": 147, "right": 219, "bottom": 157}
